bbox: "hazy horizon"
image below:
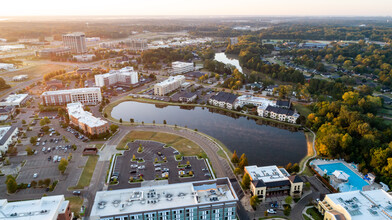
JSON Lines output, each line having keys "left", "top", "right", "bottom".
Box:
{"left": 1, "top": 0, "right": 392, "bottom": 17}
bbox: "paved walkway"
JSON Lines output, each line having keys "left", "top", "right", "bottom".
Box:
{"left": 299, "top": 128, "right": 316, "bottom": 174}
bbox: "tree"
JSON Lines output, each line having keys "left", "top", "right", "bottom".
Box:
{"left": 231, "top": 150, "right": 239, "bottom": 163}
{"left": 189, "top": 171, "right": 194, "bottom": 176}
{"left": 110, "top": 124, "right": 119, "bottom": 133}
{"left": 21, "top": 120, "right": 26, "bottom": 124}
{"left": 104, "top": 113, "right": 108, "bottom": 118}
{"left": 163, "top": 120, "right": 167, "bottom": 125}
{"left": 187, "top": 161, "right": 190, "bottom": 165}
{"left": 242, "top": 173, "right": 251, "bottom": 189}
{"left": 285, "top": 196, "right": 293, "bottom": 204}
{"left": 238, "top": 153, "right": 248, "bottom": 170}
{"left": 44, "top": 178, "right": 51, "bottom": 187}
{"left": 250, "top": 195, "right": 260, "bottom": 210}
{"left": 132, "top": 154, "right": 136, "bottom": 160}
{"left": 25, "top": 146, "right": 34, "bottom": 155}
{"left": 30, "top": 180, "right": 37, "bottom": 188}
{"left": 30, "top": 136, "right": 37, "bottom": 145}
{"left": 58, "top": 158, "right": 68, "bottom": 174}
{"left": 6, "top": 175, "right": 17, "bottom": 193}
{"left": 130, "top": 118, "right": 134, "bottom": 123}
{"left": 119, "top": 118, "right": 122, "bottom": 123}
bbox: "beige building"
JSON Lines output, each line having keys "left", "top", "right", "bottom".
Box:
{"left": 154, "top": 75, "right": 185, "bottom": 96}
{"left": 62, "top": 32, "right": 87, "bottom": 54}
{"left": 244, "top": 165, "right": 303, "bottom": 202}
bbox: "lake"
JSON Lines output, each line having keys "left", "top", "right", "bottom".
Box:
{"left": 214, "top": 52, "right": 243, "bottom": 73}
{"left": 111, "top": 101, "right": 307, "bottom": 166}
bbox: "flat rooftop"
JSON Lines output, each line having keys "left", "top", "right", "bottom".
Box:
{"left": 90, "top": 178, "right": 237, "bottom": 218}
{"left": 100, "top": 66, "right": 137, "bottom": 77}
{"left": 236, "top": 95, "right": 276, "bottom": 108}
{"left": 0, "top": 94, "right": 28, "bottom": 104}
{"left": 0, "top": 195, "right": 66, "bottom": 220}
{"left": 245, "top": 165, "right": 290, "bottom": 183}
{"left": 155, "top": 75, "right": 185, "bottom": 87}
{"left": 67, "top": 103, "right": 107, "bottom": 127}
{"left": 325, "top": 189, "right": 392, "bottom": 220}
{"left": 0, "top": 126, "right": 17, "bottom": 145}
{"left": 42, "top": 87, "right": 100, "bottom": 96}
{"left": 172, "top": 61, "right": 193, "bottom": 68}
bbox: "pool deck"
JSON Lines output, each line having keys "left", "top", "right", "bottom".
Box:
{"left": 310, "top": 159, "right": 381, "bottom": 191}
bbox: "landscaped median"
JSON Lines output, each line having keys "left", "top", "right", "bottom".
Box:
{"left": 69, "top": 155, "right": 99, "bottom": 190}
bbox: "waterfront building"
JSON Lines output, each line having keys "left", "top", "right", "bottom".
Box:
{"left": 244, "top": 165, "right": 303, "bottom": 203}
{"left": 67, "top": 102, "right": 109, "bottom": 136}
{"left": 95, "top": 66, "right": 138, "bottom": 87}
{"left": 171, "top": 61, "right": 195, "bottom": 75}
{"left": 62, "top": 32, "right": 87, "bottom": 54}
{"left": 154, "top": 75, "right": 186, "bottom": 96}
{"left": 0, "top": 94, "right": 29, "bottom": 107}
{"left": 90, "top": 178, "right": 238, "bottom": 220}
{"left": 41, "top": 88, "right": 102, "bottom": 106}
{"left": 234, "top": 95, "right": 276, "bottom": 109}
{"left": 209, "top": 92, "right": 238, "bottom": 110}
{"left": 257, "top": 105, "right": 299, "bottom": 123}
{"left": 318, "top": 189, "right": 392, "bottom": 220}
{"left": 0, "top": 195, "right": 72, "bottom": 220}
{"left": 179, "top": 92, "right": 197, "bottom": 103}
{"left": 0, "top": 126, "right": 18, "bottom": 153}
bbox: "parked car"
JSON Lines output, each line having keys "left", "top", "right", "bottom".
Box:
{"left": 73, "top": 191, "right": 81, "bottom": 196}
{"left": 267, "top": 209, "right": 276, "bottom": 214}
{"left": 33, "top": 173, "right": 38, "bottom": 178}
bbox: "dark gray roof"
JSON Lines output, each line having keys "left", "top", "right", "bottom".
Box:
{"left": 0, "top": 106, "right": 14, "bottom": 114}
{"left": 265, "top": 180, "right": 291, "bottom": 188}
{"left": 211, "top": 92, "right": 238, "bottom": 104}
{"left": 288, "top": 175, "right": 303, "bottom": 183}
{"left": 0, "top": 126, "right": 17, "bottom": 145}
{"left": 252, "top": 180, "right": 266, "bottom": 187}
{"left": 266, "top": 106, "right": 295, "bottom": 116}
{"left": 180, "top": 92, "right": 196, "bottom": 99}
{"left": 276, "top": 100, "right": 290, "bottom": 108}
{"left": 185, "top": 71, "right": 206, "bottom": 78}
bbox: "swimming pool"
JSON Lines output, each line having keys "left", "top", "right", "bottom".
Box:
{"left": 317, "top": 162, "right": 369, "bottom": 191}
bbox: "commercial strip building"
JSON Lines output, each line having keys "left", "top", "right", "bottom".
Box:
{"left": 35, "top": 47, "right": 71, "bottom": 58}
{"left": 67, "top": 102, "right": 109, "bottom": 136}
{"left": 318, "top": 189, "right": 392, "bottom": 220}
{"left": 154, "top": 75, "right": 186, "bottom": 96}
{"left": 95, "top": 66, "right": 138, "bottom": 87}
{"left": 41, "top": 88, "right": 102, "bottom": 106}
{"left": 171, "top": 61, "right": 195, "bottom": 75}
{"left": 0, "top": 195, "right": 72, "bottom": 220}
{"left": 244, "top": 165, "right": 303, "bottom": 203}
{"left": 209, "top": 92, "right": 238, "bottom": 110}
{"left": 90, "top": 178, "right": 238, "bottom": 220}
{"left": 62, "top": 32, "right": 87, "bottom": 54}
{"left": 0, "top": 94, "right": 29, "bottom": 107}
{"left": 0, "top": 126, "right": 18, "bottom": 153}
{"left": 0, "top": 106, "right": 15, "bottom": 121}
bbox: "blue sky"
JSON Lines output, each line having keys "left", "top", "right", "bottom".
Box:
{"left": 1, "top": 0, "right": 391, "bottom": 16}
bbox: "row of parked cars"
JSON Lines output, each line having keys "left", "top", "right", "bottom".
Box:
{"left": 66, "top": 127, "right": 89, "bottom": 142}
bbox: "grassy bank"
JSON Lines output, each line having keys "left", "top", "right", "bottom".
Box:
{"left": 69, "top": 156, "right": 98, "bottom": 190}
{"left": 293, "top": 102, "right": 312, "bottom": 117}
{"left": 117, "top": 130, "right": 204, "bottom": 156}
{"left": 65, "top": 196, "right": 84, "bottom": 217}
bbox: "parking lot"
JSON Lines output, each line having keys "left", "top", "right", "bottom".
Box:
{"left": 110, "top": 140, "right": 211, "bottom": 190}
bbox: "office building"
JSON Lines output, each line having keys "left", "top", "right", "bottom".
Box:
{"left": 171, "top": 61, "right": 194, "bottom": 75}
{"left": 41, "top": 88, "right": 102, "bottom": 106}
{"left": 73, "top": 54, "right": 95, "bottom": 62}
{"left": 244, "top": 165, "right": 303, "bottom": 202}
{"left": 126, "top": 38, "right": 148, "bottom": 51}
{"left": 0, "top": 195, "right": 71, "bottom": 220}
{"left": 35, "top": 47, "right": 71, "bottom": 58}
{"left": 95, "top": 66, "right": 138, "bottom": 87}
{"left": 0, "top": 94, "right": 29, "bottom": 107}
{"left": 62, "top": 32, "right": 87, "bottom": 54}
{"left": 0, "top": 126, "right": 18, "bottom": 153}
{"left": 154, "top": 75, "right": 185, "bottom": 96}
{"left": 90, "top": 178, "right": 238, "bottom": 220}
{"left": 67, "top": 102, "right": 109, "bottom": 136}
{"left": 318, "top": 189, "right": 392, "bottom": 220}
{"left": 209, "top": 92, "right": 238, "bottom": 110}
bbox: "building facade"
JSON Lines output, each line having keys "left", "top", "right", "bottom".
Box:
{"left": 0, "top": 126, "right": 18, "bottom": 153}
{"left": 126, "top": 38, "right": 148, "bottom": 51}
{"left": 0, "top": 94, "right": 29, "bottom": 107}
{"left": 41, "top": 88, "right": 102, "bottom": 106}
{"left": 171, "top": 61, "right": 194, "bottom": 75}
{"left": 154, "top": 75, "right": 185, "bottom": 96}
{"left": 244, "top": 165, "right": 303, "bottom": 203}
{"left": 95, "top": 66, "right": 138, "bottom": 87}
{"left": 36, "top": 47, "right": 71, "bottom": 58}
{"left": 90, "top": 178, "right": 238, "bottom": 220}
{"left": 257, "top": 106, "right": 299, "bottom": 124}
{"left": 62, "top": 32, "right": 87, "bottom": 54}
{"left": 209, "top": 92, "right": 238, "bottom": 110}
{"left": 67, "top": 102, "right": 109, "bottom": 136}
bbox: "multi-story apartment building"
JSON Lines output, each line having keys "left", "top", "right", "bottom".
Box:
{"left": 209, "top": 92, "right": 238, "bottom": 110}
{"left": 62, "top": 32, "right": 87, "bottom": 54}
{"left": 154, "top": 75, "right": 185, "bottom": 96}
{"left": 257, "top": 105, "right": 299, "bottom": 124}
{"left": 41, "top": 88, "right": 102, "bottom": 106}
{"left": 67, "top": 102, "right": 109, "bottom": 136}
{"left": 95, "top": 66, "right": 138, "bottom": 87}
{"left": 244, "top": 165, "right": 303, "bottom": 203}
{"left": 0, "top": 195, "right": 72, "bottom": 220}
{"left": 171, "top": 61, "right": 194, "bottom": 75}
{"left": 90, "top": 178, "right": 238, "bottom": 220}
{"left": 126, "top": 38, "right": 148, "bottom": 51}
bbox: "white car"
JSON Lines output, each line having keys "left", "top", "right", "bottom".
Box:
{"left": 267, "top": 209, "right": 276, "bottom": 214}
{"left": 33, "top": 173, "right": 38, "bottom": 178}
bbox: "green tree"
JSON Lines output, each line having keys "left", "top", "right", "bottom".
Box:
{"left": 21, "top": 120, "right": 26, "bottom": 124}
{"left": 250, "top": 195, "right": 260, "bottom": 210}
{"left": 119, "top": 118, "right": 123, "bottom": 123}
{"left": 25, "top": 146, "right": 34, "bottom": 155}
{"left": 110, "top": 124, "right": 119, "bottom": 133}
{"left": 242, "top": 173, "right": 251, "bottom": 189}
{"left": 130, "top": 118, "right": 134, "bottom": 123}
{"left": 163, "top": 120, "right": 167, "bottom": 125}
{"left": 238, "top": 153, "right": 248, "bottom": 170}
{"left": 58, "top": 158, "right": 68, "bottom": 174}
{"left": 285, "top": 196, "right": 293, "bottom": 204}
{"left": 6, "top": 175, "right": 17, "bottom": 193}
{"left": 30, "top": 136, "right": 37, "bottom": 145}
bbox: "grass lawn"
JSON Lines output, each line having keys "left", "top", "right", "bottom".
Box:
{"left": 293, "top": 102, "right": 312, "bottom": 117}
{"left": 95, "top": 144, "right": 104, "bottom": 150}
{"left": 302, "top": 214, "right": 312, "bottom": 220}
{"left": 65, "top": 196, "right": 83, "bottom": 216}
{"left": 118, "top": 130, "right": 203, "bottom": 156}
{"left": 306, "top": 207, "right": 323, "bottom": 220}
{"left": 69, "top": 156, "right": 98, "bottom": 189}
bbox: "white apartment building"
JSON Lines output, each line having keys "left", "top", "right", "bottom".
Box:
{"left": 209, "top": 92, "right": 238, "bottom": 110}
{"left": 90, "top": 178, "right": 238, "bottom": 220}
{"left": 62, "top": 32, "right": 87, "bottom": 54}
{"left": 257, "top": 105, "right": 299, "bottom": 123}
{"left": 41, "top": 88, "right": 102, "bottom": 106}
{"left": 95, "top": 66, "right": 138, "bottom": 87}
{"left": 171, "top": 61, "right": 194, "bottom": 75}
{"left": 67, "top": 103, "right": 109, "bottom": 135}
{"left": 0, "top": 94, "right": 29, "bottom": 107}
{"left": 0, "top": 195, "right": 72, "bottom": 220}
{"left": 0, "top": 126, "right": 18, "bottom": 153}
{"left": 234, "top": 95, "right": 276, "bottom": 109}
{"left": 154, "top": 75, "right": 185, "bottom": 96}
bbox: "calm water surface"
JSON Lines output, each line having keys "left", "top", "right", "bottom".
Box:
{"left": 112, "top": 101, "right": 306, "bottom": 166}
{"left": 214, "top": 52, "right": 243, "bottom": 73}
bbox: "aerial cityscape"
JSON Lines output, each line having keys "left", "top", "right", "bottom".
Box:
{"left": 0, "top": 1, "right": 392, "bottom": 220}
